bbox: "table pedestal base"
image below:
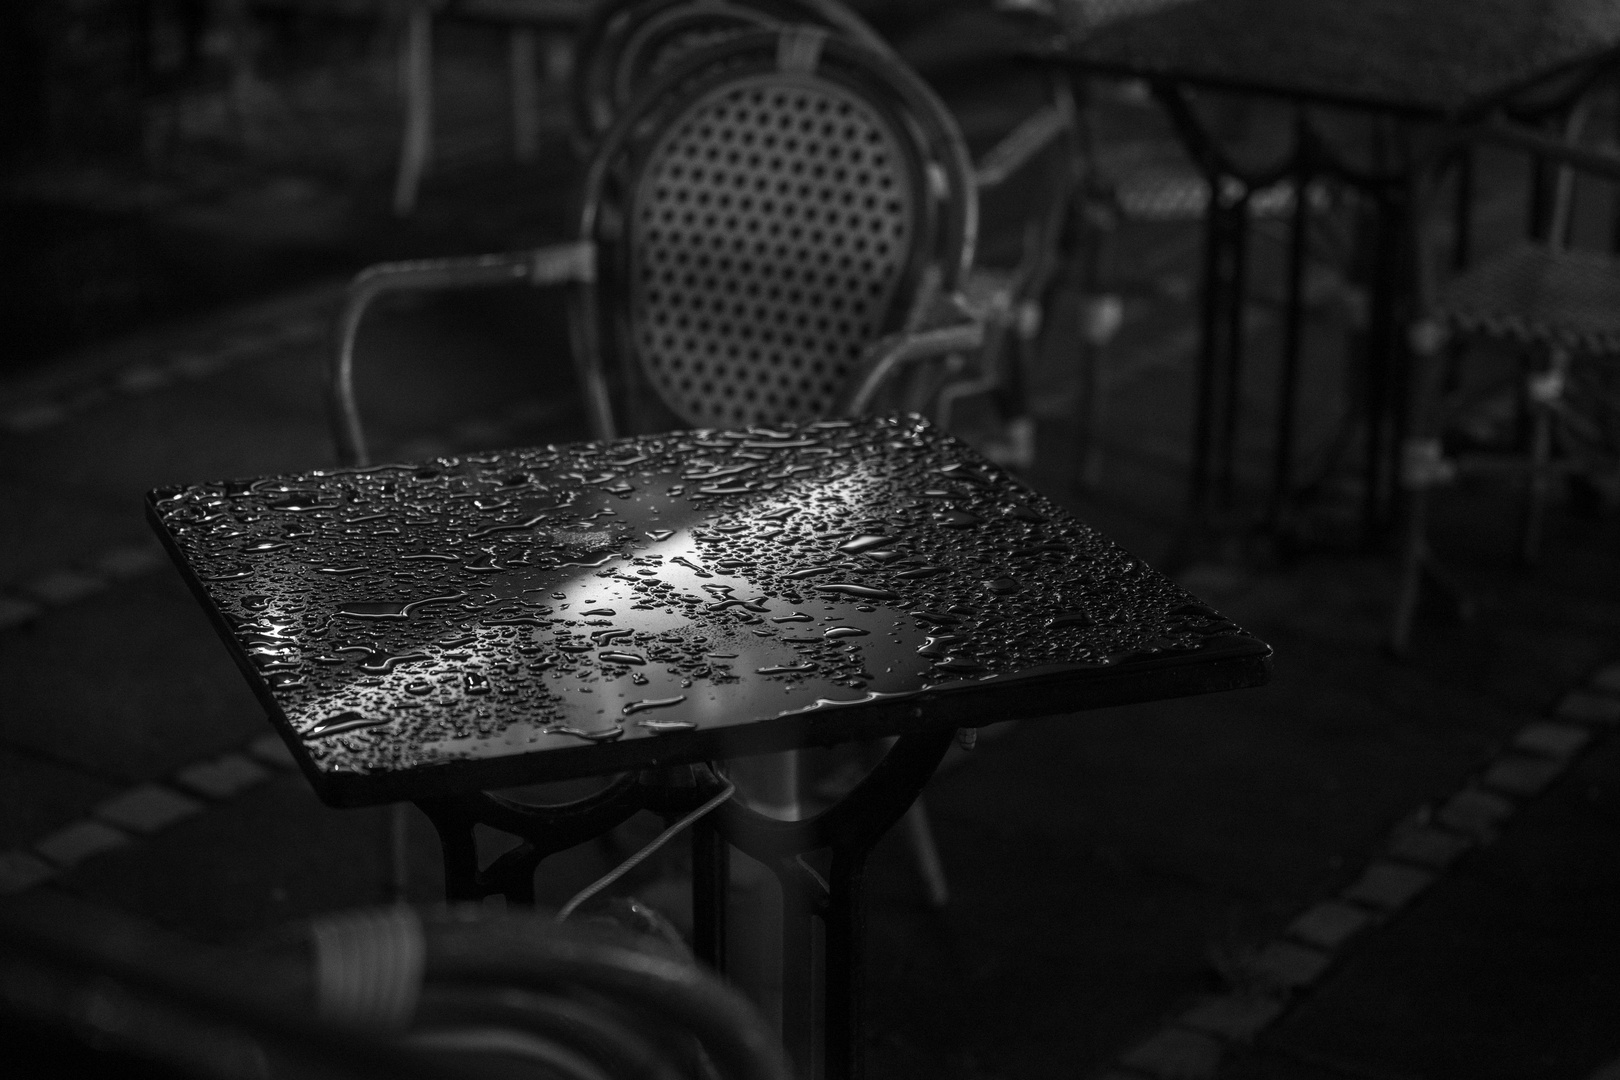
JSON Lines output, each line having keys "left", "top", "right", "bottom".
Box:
{"left": 415, "top": 725, "right": 958, "bottom": 1080}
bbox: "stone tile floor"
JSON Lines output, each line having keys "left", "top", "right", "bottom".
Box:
{"left": 3, "top": 14, "right": 1620, "bottom": 1080}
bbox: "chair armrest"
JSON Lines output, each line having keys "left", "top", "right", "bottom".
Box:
{"left": 330, "top": 242, "right": 595, "bottom": 467}
{"left": 973, "top": 98, "right": 1074, "bottom": 189}
{"left": 841, "top": 318, "right": 986, "bottom": 418}
{"left": 1465, "top": 119, "right": 1620, "bottom": 184}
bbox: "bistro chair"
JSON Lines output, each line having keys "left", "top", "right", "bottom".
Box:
{"left": 1391, "top": 107, "right": 1620, "bottom": 655}
{"left": 567, "top": 0, "right": 1090, "bottom": 467}
{"left": 0, "top": 895, "right": 788, "bottom": 1080}
{"left": 333, "top": 27, "right": 990, "bottom": 912}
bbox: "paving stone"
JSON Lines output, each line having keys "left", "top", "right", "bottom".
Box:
{"left": 34, "top": 820, "right": 130, "bottom": 867}
{"left": 1437, "top": 787, "right": 1516, "bottom": 839}
{"left": 1590, "top": 662, "right": 1620, "bottom": 696}
{"left": 0, "top": 851, "right": 57, "bottom": 894}
{"left": 1286, "top": 900, "right": 1375, "bottom": 950}
{"left": 1, "top": 401, "right": 67, "bottom": 433}
{"left": 0, "top": 595, "right": 42, "bottom": 631}
{"left": 1387, "top": 824, "right": 1475, "bottom": 869}
{"left": 168, "top": 351, "right": 234, "bottom": 379}
{"left": 94, "top": 543, "right": 168, "bottom": 581}
{"left": 174, "top": 753, "right": 272, "bottom": 799}
{"left": 1558, "top": 691, "right": 1620, "bottom": 725}
{"left": 115, "top": 363, "right": 173, "bottom": 394}
{"left": 1120, "top": 1027, "right": 1224, "bottom": 1079}
{"left": 1481, "top": 753, "right": 1566, "bottom": 797}
{"left": 1250, "top": 941, "right": 1332, "bottom": 990}
{"left": 1341, "top": 861, "right": 1436, "bottom": 911}
{"left": 18, "top": 568, "right": 108, "bottom": 607}
{"left": 1513, "top": 721, "right": 1593, "bottom": 759}
{"left": 94, "top": 784, "right": 205, "bottom": 833}
{"left": 1177, "top": 995, "right": 1285, "bottom": 1042}
{"left": 247, "top": 733, "right": 300, "bottom": 770}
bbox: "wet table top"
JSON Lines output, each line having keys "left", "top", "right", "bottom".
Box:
{"left": 147, "top": 417, "right": 1270, "bottom": 806}
{"left": 1037, "top": 0, "right": 1620, "bottom": 119}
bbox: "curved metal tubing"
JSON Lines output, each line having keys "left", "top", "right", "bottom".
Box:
{"left": 329, "top": 243, "right": 596, "bottom": 467}
{"left": 843, "top": 322, "right": 987, "bottom": 418}
{"left": 422, "top": 917, "right": 793, "bottom": 1080}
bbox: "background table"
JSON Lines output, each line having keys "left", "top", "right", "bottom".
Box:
{"left": 1037, "top": 0, "right": 1620, "bottom": 538}
{"left": 148, "top": 414, "right": 1270, "bottom": 1078}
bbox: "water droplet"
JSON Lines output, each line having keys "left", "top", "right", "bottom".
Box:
{"left": 785, "top": 565, "right": 840, "bottom": 580}
{"left": 936, "top": 509, "right": 983, "bottom": 528}
{"left": 639, "top": 718, "right": 697, "bottom": 731}
{"left": 623, "top": 695, "right": 687, "bottom": 715}
{"left": 357, "top": 650, "right": 431, "bottom": 674}
{"left": 771, "top": 612, "right": 814, "bottom": 623}
{"left": 337, "top": 592, "right": 466, "bottom": 619}
{"left": 986, "top": 576, "right": 1022, "bottom": 594}
{"left": 757, "top": 663, "right": 816, "bottom": 675}
{"left": 646, "top": 528, "right": 675, "bottom": 541}
{"left": 554, "top": 724, "right": 624, "bottom": 742}
{"left": 599, "top": 651, "right": 647, "bottom": 665}
{"left": 822, "top": 626, "right": 869, "bottom": 639}
{"left": 1048, "top": 611, "right": 1095, "bottom": 628}
{"left": 306, "top": 710, "right": 389, "bottom": 739}
{"left": 817, "top": 583, "right": 900, "bottom": 601}
{"left": 895, "top": 566, "right": 944, "bottom": 579}
{"left": 837, "top": 534, "right": 896, "bottom": 555}
{"left": 908, "top": 609, "right": 962, "bottom": 625}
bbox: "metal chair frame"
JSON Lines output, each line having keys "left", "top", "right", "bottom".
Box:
{"left": 570, "top": 0, "right": 892, "bottom": 150}
{"left": 1391, "top": 105, "right": 1620, "bottom": 655}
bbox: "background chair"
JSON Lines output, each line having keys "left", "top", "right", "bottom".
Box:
{"left": 0, "top": 895, "right": 789, "bottom": 1080}
{"left": 567, "top": 0, "right": 1090, "bottom": 467}
{"left": 333, "top": 27, "right": 988, "bottom": 913}
{"left": 1391, "top": 105, "right": 1620, "bottom": 655}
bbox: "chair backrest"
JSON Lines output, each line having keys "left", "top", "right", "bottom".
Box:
{"left": 570, "top": 26, "right": 976, "bottom": 432}
{"left": 571, "top": 0, "right": 893, "bottom": 149}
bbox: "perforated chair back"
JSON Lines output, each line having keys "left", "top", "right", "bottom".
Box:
{"left": 572, "top": 0, "right": 893, "bottom": 149}
{"left": 572, "top": 27, "right": 976, "bottom": 431}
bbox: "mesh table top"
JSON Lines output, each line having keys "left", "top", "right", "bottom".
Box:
{"left": 1038, "top": 0, "right": 1620, "bottom": 118}
{"left": 147, "top": 417, "right": 1269, "bottom": 806}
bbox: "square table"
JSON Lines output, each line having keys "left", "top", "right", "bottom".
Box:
{"left": 1034, "top": 0, "right": 1620, "bottom": 538}
{"left": 148, "top": 414, "right": 1270, "bottom": 1078}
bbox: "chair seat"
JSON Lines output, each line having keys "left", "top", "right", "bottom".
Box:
{"left": 1437, "top": 244, "right": 1620, "bottom": 355}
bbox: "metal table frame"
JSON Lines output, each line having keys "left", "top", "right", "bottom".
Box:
{"left": 1035, "top": 6, "right": 1620, "bottom": 543}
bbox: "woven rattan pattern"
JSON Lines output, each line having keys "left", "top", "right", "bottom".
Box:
{"left": 1439, "top": 244, "right": 1620, "bottom": 355}
{"left": 631, "top": 77, "right": 916, "bottom": 427}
